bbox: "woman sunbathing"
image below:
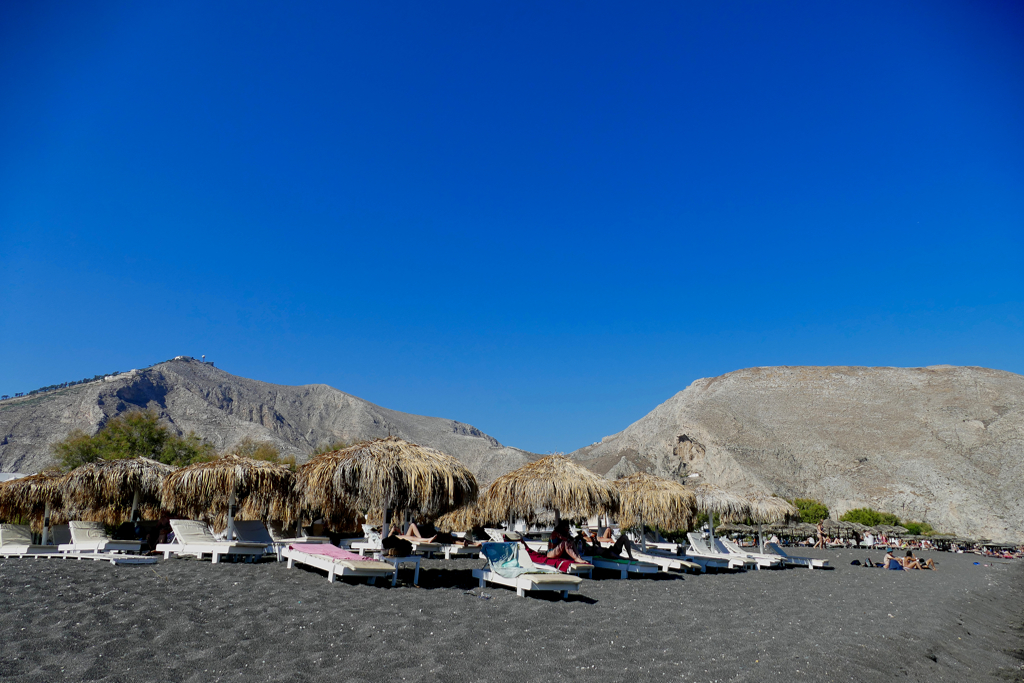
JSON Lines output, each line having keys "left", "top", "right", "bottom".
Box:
{"left": 546, "top": 521, "right": 588, "bottom": 563}
{"left": 578, "top": 528, "right": 636, "bottom": 560}
{"left": 902, "top": 550, "right": 936, "bottom": 570}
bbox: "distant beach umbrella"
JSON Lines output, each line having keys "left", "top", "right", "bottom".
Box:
{"left": 295, "top": 436, "right": 478, "bottom": 539}
{"left": 689, "top": 483, "right": 751, "bottom": 549}
{"left": 0, "top": 470, "right": 65, "bottom": 542}
{"left": 434, "top": 501, "right": 493, "bottom": 533}
{"left": 161, "top": 455, "right": 296, "bottom": 537}
{"left": 745, "top": 493, "right": 799, "bottom": 552}
{"left": 614, "top": 473, "right": 695, "bottom": 551}
{"left": 59, "top": 457, "right": 176, "bottom": 527}
{"left": 480, "top": 454, "right": 618, "bottom": 527}
{"left": 715, "top": 523, "right": 754, "bottom": 534}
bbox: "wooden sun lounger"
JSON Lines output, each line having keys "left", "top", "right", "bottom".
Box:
{"left": 156, "top": 520, "right": 267, "bottom": 564}
{"left": 473, "top": 543, "right": 582, "bottom": 599}
{"left": 282, "top": 545, "right": 396, "bottom": 585}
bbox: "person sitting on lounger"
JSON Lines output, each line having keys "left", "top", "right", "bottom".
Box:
{"left": 902, "top": 550, "right": 936, "bottom": 570}
{"left": 546, "top": 520, "right": 587, "bottom": 563}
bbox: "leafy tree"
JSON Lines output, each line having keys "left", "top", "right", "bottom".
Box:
{"left": 230, "top": 436, "right": 295, "bottom": 469}
{"left": 839, "top": 508, "right": 900, "bottom": 526}
{"left": 51, "top": 409, "right": 216, "bottom": 470}
{"left": 901, "top": 521, "right": 934, "bottom": 535}
{"left": 790, "top": 498, "right": 830, "bottom": 524}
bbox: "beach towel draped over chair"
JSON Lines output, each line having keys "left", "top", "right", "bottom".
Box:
{"left": 473, "top": 542, "right": 583, "bottom": 599}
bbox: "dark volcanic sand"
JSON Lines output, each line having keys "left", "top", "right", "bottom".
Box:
{"left": 0, "top": 548, "right": 1020, "bottom": 682}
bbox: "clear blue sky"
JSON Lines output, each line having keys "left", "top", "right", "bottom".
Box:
{"left": 2, "top": 1, "right": 1022, "bottom": 454}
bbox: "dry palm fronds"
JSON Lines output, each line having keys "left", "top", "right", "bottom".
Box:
{"left": 745, "top": 492, "right": 798, "bottom": 525}
{"left": 715, "top": 523, "right": 754, "bottom": 534}
{"left": 480, "top": 455, "right": 618, "bottom": 522}
{"left": 689, "top": 483, "right": 750, "bottom": 521}
{"left": 58, "top": 457, "right": 176, "bottom": 525}
{"left": 434, "top": 501, "right": 494, "bottom": 533}
{"left": 295, "top": 436, "right": 478, "bottom": 521}
{"left": 0, "top": 470, "right": 66, "bottom": 533}
{"left": 161, "top": 455, "right": 297, "bottom": 531}
{"left": 614, "top": 472, "right": 696, "bottom": 531}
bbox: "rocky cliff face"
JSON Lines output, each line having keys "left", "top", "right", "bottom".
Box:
{"left": 0, "top": 358, "right": 538, "bottom": 484}
{"left": 570, "top": 365, "right": 1024, "bottom": 542}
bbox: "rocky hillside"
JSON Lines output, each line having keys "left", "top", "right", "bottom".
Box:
{"left": 571, "top": 365, "right": 1024, "bottom": 543}
{"left": 0, "top": 358, "right": 538, "bottom": 483}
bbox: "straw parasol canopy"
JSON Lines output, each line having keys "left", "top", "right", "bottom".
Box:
{"left": 745, "top": 494, "right": 799, "bottom": 525}
{"left": 480, "top": 454, "right": 618, "bottom": 523}
{"left": 614, "top": 472, "right": 696, "bottom": 532}
{"left": 58, "top": 457, "right": 177, "bottom": 526}
{"left": 161, "top": 455, "right": 297, "bottom": 532}
{"left": 716, "top": 523, "right": 754, "bottom": 534}
{"left": 0, "top": 470, "right": 66, "bottom": 533}
{"left": 434, "top": 501, "right": 493, "bottom": 533}
{"left": 295, "top": 437, "right": 478, "bottom": 531}
{"left": 689, "top": 483, "right": 751, "bottom": 521}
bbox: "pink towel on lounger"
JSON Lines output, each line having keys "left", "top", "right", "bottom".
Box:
{"left": 525, "top": 548, "right": 577, "bottom": 573}
{"left": 288, "top": 544, "right": 365, "bottom": 561}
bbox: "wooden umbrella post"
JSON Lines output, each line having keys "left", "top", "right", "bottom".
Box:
{"left": 130, "top": 490, "right": 141, "bottom": 522}
{"left": 41, "top": 501, "right": 52, "bottom": 546}
{"left": 226, "top": 489, "right": 237, "bottom": 541}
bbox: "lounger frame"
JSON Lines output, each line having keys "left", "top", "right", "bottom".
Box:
{"left": 472, "top": 568, "right": 582, "bottom": 598}
{"left": 282, "top": 546, "right": 396, "bottom": 585}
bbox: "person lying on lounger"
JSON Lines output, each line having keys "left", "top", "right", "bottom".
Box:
{"left": 389, "top": 522, "right": 480, "bottom": 547}
{"left": 902, "top": 550, "right": 936, "bottom": 570}
{"left": 577, "top": 527, "right": 636, "bottom": 561}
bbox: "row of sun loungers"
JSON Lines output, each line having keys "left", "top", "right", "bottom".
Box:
{"left": 0, "top": 522, "right": 157, "bottom": 565}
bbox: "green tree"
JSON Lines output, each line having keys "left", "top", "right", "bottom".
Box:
{"left": 839, "top": 508, "right": 900, "bottom": 526}
{"left": 790, "top": 498, "right": 830, "bottom": 524}
{"left": 901, "top": 521, "right": 934, "bottom": 535}
{"left": 229, "top": 436, "right": 296, "bottom": 469}
{"left": 51, "top": 409, "right": 217, "bottom": 469}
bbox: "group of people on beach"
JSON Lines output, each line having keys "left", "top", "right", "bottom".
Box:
{"left": 858, "top": 549, "right": 936, "bottom": 571}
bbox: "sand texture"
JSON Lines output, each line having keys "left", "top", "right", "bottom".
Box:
{"left": 0, "top": 549, "right": 1020, "bottom": 682}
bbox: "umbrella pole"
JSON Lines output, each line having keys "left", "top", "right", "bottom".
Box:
{"left": 640, "top": 514, "right": 647, "bottom": 553}
{"left": 759, "top": 523, "right": 765, "bottom": 554}
{"left": 131, "top": 490, "right": 141, "bottom": 522}
{"left": 708, "top": 511, "right": 715, "bottom": 548}
{"left": 381, "top": 500, "right": 391, "bottom": 540}
{"left": 226, "top": 489, "right": 237, "bottom": 541}
{"left": 403, "top": 510, "right": 411, "bottom": 535}
{"left": 41, "top": 501, "right": 51, "bottom": 546}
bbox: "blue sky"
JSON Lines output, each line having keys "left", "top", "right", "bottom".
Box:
{"left": 2, "top": 1, "right": 1022, "bottom": 453}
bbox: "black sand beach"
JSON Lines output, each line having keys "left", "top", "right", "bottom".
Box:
{"left": 0, "top": 549, "right": 1020, "bottom": 683}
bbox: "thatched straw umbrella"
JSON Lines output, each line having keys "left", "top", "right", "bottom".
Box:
{"left": 715, "top": 523, "right": 754, "bottom": 534}
{"left": 161, "top": 455, "right": 296, "bottom": 538}
{"left": 0, "top": 471, "right": 65, "bottom": 542}
{"left": 745, "top": 493, "right": 798, "bottom": 553}
{"left": 58, "top": 457, "right": 176, "bottom": 527}
{"left": 480, "top": 455, "right": 618, "bottom": 529}
{"left": 295, "top": 436, "right": 478, "bottom": 539}
{"left": 434, "top": 501, "right": 492, "bottom": 534}
{"left": 614, "top": 473, "right": 696, "bottom": 551}
{"left": 689, "top": 482, "right": 750, "bottom": 549}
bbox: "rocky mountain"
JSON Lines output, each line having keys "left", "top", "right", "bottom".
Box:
{"left": 570, "top": 365, "right": 1024, "bottom": 543}
{"left": 0, "top": 358, "right": 538, "bottom": 483}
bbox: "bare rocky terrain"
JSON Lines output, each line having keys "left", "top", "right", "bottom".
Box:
{"left": 3, "top": 361, "right": 1022, "bottom": 542}
{"left": 570, "top": 365, "right": 1024, "bottom": 543}
{"left": 0, "top": 358, "right": 539, "bottom": 484}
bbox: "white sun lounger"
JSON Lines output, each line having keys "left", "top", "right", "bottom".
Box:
{"left": 686, "top": 533, "right": 756, "bottom": 570}
{"left": 350, "top": 528, "right": 441, "bottom": 558}
{"left": 156, "top": 520, "right": 267, "bottom": 564}
{"left": 233, "top": 520, "right": 329, "bottom": 561}
{"left": 282, "top": 544, "right": 397, "bottom": 584}
{"left": 627, "top": 548, "right": 702, "bottom": 574}
{"left": 764, "top": 542, "right": 831, "bottom": 569}
{"left": 0, "top": 524, "right": 61, "bottom": 557}
{"left": 58, "top": 521, "right": 143, "bottom": 555}
{"left": 715, "top": 537, "right": 784, "bottom": 569}
{"left": 583, "top": 554, "right": 660, "bottom": 579}
{"left": 473, "top": 542, "right": 583, "bottom": 599}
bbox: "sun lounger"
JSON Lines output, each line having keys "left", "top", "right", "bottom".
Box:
{"left": 233, "top": 520, "right": 329, "bottom": 561}
{"left": 156, "top": 520, "right": 267, "bottom": 564}
{"left": 627, "top": 547, "right": 702, "bottom": 574}
{"left": 282, "top": 544, "right": 397, "bottom": 584}
{"left": 473, "top": 542, "right": 583, "bottom": 599}
{"left": 350, "top": 528, "right": 441, "bottom": 558}
{"left": 715, "top": 537, "right": 784, "bottom": 569}
{"left": 583, "top": 554, "right": 660, "bottom": 579}
{"left": 58, "top": 521, "right": 142, "bottom": 555}
{"left": 0, "top": 524, "right": 60, "bottom": 557}
{"left": 764, "top": 542, "right": 831, "bottom": 569}
{"left": 686, "top": 533, "right": 756, "bottom": 570}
